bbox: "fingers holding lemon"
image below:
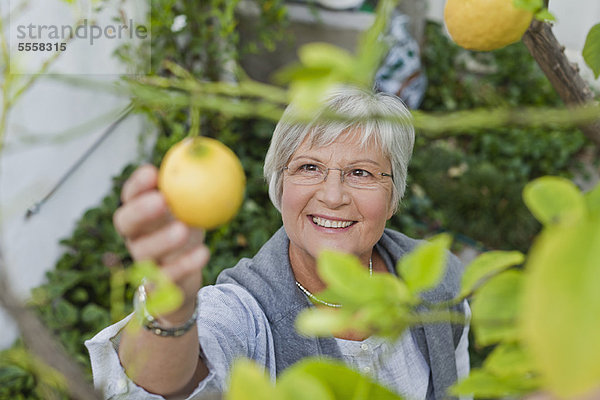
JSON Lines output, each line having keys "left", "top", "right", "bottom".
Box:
{"left": 444, "top": 0, "right": 534, "bottom": 51}
{"left": 158, "top": 137, "right": 246, "bottom": 230}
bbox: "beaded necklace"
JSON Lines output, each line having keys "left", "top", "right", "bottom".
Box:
{"left": 295, "top": 257, "right": 373, "bottom": 308}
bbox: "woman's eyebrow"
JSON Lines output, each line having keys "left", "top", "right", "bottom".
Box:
{"left": 289, "top": 155, "right": 325, "bottom": 163}
{"left": 291, "top": 155, "right": 382, "bottom": 166}
{"left": 347, "top": 159, "right": 381, "bottom": 166}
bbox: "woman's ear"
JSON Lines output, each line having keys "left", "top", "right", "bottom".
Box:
{"left": 386, "top": 197, "right": 396, "bottom": 221}
{"left": 386, "top": 207, "right": 395, "bottom": 221}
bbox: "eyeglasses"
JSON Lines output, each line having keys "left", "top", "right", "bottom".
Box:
{"left": 283, "top": 160, "right": 393, "bottom": 190}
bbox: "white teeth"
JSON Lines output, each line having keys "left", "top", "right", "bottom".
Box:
{"left": 312, "top": 216, "right": 353, "bottom": 228}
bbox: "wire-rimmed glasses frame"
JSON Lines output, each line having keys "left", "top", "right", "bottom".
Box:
{"left": 282, "top": 160, "right": 393, "bottom": 190}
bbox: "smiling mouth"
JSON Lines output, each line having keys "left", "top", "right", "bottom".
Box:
{"left": 311, "top": 216, "right": 355, "bottom": 229}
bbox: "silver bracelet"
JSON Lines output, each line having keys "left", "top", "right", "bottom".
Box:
{"left": 133, "top": 284, "right": 198, "bottom": 337}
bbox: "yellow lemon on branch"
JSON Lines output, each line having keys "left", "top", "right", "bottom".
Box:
{"left": 158, "top": 137, "right": 246, "bottom": 230}
{"left": 444, "top": 0, "right": 534, "bottom": 51}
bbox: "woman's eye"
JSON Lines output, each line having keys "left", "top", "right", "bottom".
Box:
{"left": 350, "top": 169, "right": 373, "bottom": 178}
{"left": 299, "top": 164, "right": 320, "bottom": 172}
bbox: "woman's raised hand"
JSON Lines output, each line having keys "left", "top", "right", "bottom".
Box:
{"left": 113, "top": 164, "right": 210, "bottom": 324}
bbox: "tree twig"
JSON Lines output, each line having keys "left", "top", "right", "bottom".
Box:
{"left": 522, "top": 19, "right": 600, "bottom": 146}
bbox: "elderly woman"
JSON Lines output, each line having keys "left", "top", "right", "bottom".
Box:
{"left": 86, "top": 86, "right": 470, "bottom": 399}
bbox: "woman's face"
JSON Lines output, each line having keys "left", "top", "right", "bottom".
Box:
{"left": 281, "top": 130, "right": 395, "bottom": 267}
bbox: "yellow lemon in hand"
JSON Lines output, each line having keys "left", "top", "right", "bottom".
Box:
{"left": 158, "top": 137, "right": 246, "bottom": 230}
{"left": 444, "top": 0, "right": 534, "bottom": 51}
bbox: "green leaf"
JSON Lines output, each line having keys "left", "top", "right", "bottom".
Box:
{"left": 228, "top": 358, "right": 403, "bottom": 400}
{"left": 226, "top": 359, "right": 275, "bottom": 400}
{"left": 451, "top": 342, "right": 541, "bottom": 398}
{"left": 317, "top": 251, "right": 374, "bottom": 303}
{"left": 367, "top": 273, "right": 413, "bottom": 304}
{"left": 460, "top": 251, "right": 525, "bottom": 297}
{"left": 450, "top": 368, "right": 539, "bottom": 398}
{"left": 316, "top": 272, "right": 412, "bottom": 307}
{"left": 283, "top": 359, "right": 403, "bottom": 400}
{"left": 274, "top": 65, "right": 332, "bottom": 86}
{"left": 471, "top": 270, "right": 524, "bottom": 346}
{"left": 483, "top": 342, "right": 535, "bottom": 378}
{"left": 583, "top": 23, "right": 600, "bottom": 79}
{"left": 128, "top": 260, "right": 159, "bottom": 286}
{"left": 521, "top": 213, "right": 600, "bottom": 398}
{"left": 451, "top": 370, "right": 510, "bottom": 398}
{"left": 276, "top": 370, "right": 334, "bottom": 400}
{"left": 359, "top": 302, "right": 412, "bottom": 338}
{"left": 513, "top": 0, "right": 556, "bottom": 21}
{"left": 512, "top": 0, "right": 542, "bottom": 12}
{"left": 275, "top": 42, "right": 362, "bottom": 113}
{"left": 128, "top": 261, "right": 183, "bottom": 316}
{"left": 287, "top": 78, "right": 336, "bottom": 114}
{"left": 146, "top": 283, "right": 184, "bottom": 317}
{"left": 295, "top": 308, "right": 355, "bottom": 337}
{"left": 354, "top": 0, "right": 394, "bottom": 83}
{"left": 523, "top": 176, "right": 585, "bottom": 225}
{"left": 297, "top": 43, "right": 355, "bottom": 73}
{"left": 584, "top": 181, "right": 600, "bottom": 217}
{"left": 397, "top": 234, "right": 452, "bottom": 295}
{"left": 534, "top": 8, "right": 556, "bottom": 22}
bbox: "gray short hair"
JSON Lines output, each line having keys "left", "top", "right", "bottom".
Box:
{"left": 264, "top": 85, "right": 415, "bottom": 213}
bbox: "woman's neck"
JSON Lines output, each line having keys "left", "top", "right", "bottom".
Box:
{"left": 288, "top": 244, "right": 326, "bottom": 292}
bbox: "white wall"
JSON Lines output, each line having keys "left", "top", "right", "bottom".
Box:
{"left": 426, "top": 0, "right": 600, "bottom": 89}
{"left": 0, "top": 0, "right": 154, "bottom": 349}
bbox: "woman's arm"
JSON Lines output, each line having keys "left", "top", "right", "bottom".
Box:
{"left": 113, "top": 164, "right": 210, "bottom": 397}
{"left": 85, "top": 283, "right": 277, "bottom": 399}
{"left": 118, "top": 320, "right": 207, "bottom": 398}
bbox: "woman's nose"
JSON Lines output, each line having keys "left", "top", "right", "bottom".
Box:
{"left": 316, "top": 169, "right": 350, "bottom": 208}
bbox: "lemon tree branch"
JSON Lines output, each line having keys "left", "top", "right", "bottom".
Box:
{"left": 522, "top": 19, "right": 600, "bottom": 146}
